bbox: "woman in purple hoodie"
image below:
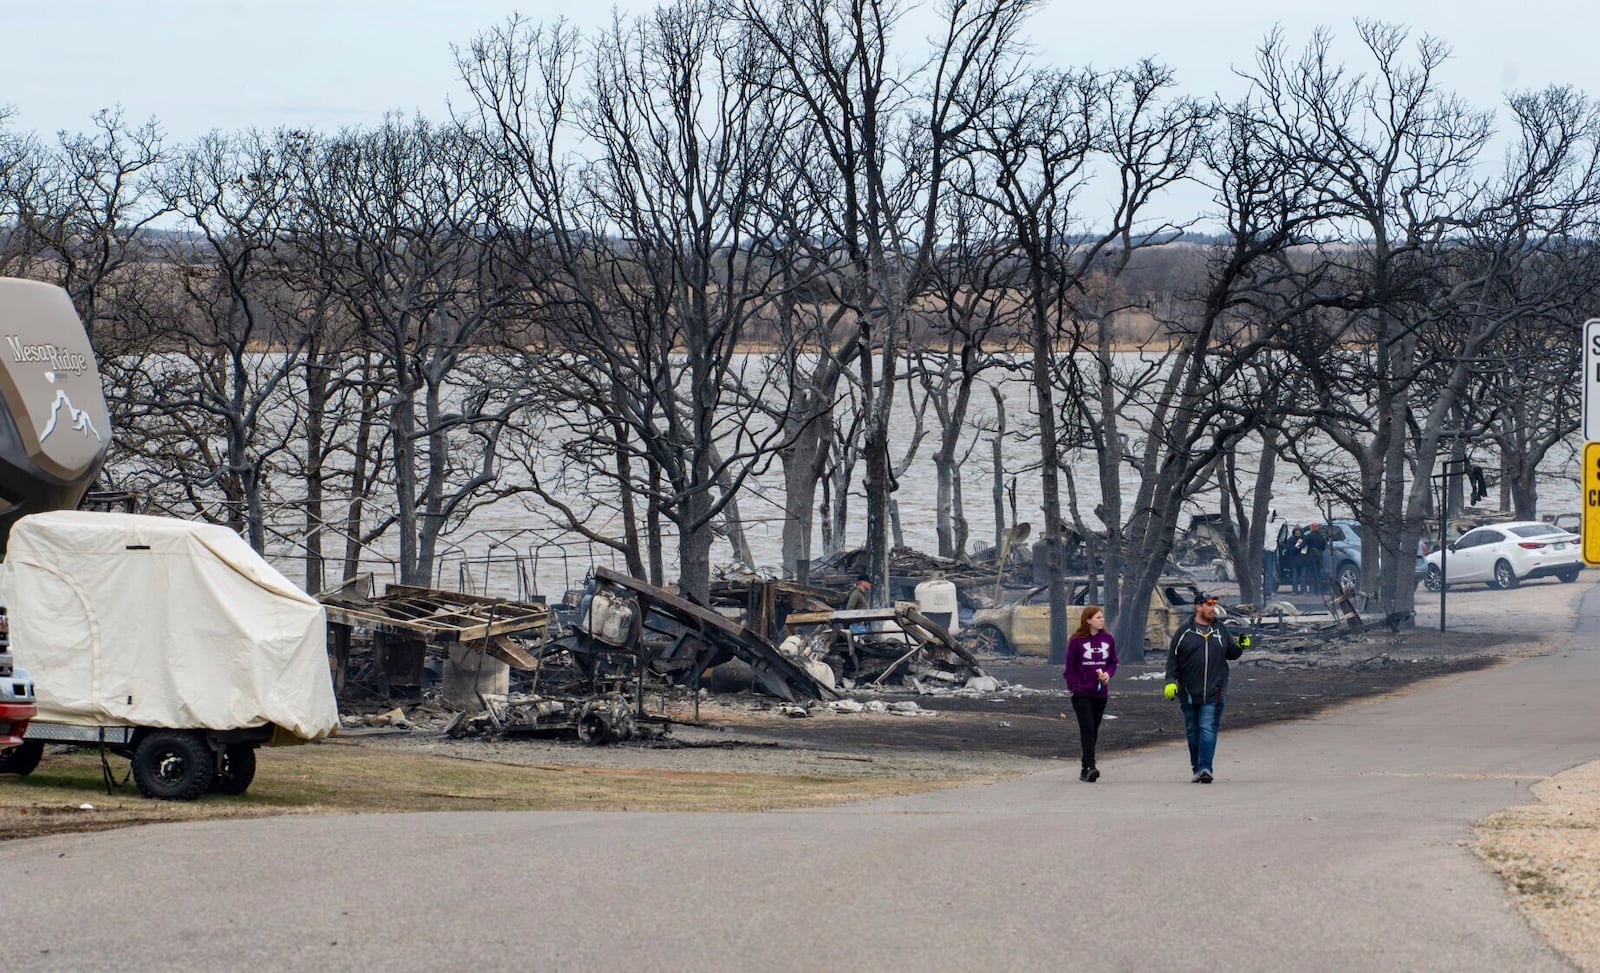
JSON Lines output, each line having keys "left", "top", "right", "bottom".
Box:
{"left": 1064, "top": 605, "right": 1118, "bottom": 782}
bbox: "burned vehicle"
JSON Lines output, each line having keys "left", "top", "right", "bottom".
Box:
{"left": 966, "top": 576, "right": 1211, "bottom": 656}
{"left": 313, "top": 579, "right": 654, "bottom": 743}
{"left": 573, "top": 568, "right": 833, "bottom": 702}
{"left": 776, "top": 602, "right": 986, "bottom": 693}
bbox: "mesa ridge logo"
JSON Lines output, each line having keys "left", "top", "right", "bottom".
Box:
{"left": 4, "top": 335, "right": 90, "bottom": 375}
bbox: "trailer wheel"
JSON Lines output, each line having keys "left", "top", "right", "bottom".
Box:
{"left": 0, "top": 739, "right": 43, "bottom": 776}
{"left": 211, "top": 744, "right": 257, "bottom": 795}
{"left": 131, "top": 731, "right": 215, "bottom": 800}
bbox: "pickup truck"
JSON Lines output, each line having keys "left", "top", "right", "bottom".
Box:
{"left": 967, "top": 576, "right": 1214, "bottom": 656}
{"left": 0, "top": 609, "right": 41, "bottom": 775}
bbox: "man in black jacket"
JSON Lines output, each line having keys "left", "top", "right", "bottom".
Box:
{"left": 1302, "top": 523, "right": 1329, "bottom": 595}
{"left": 1163, "top": 595, "right": 1249, "bottom": 783}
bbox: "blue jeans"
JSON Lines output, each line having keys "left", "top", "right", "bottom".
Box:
{"left": 1179, "top": 694, "right": 1226, "bottom": 774}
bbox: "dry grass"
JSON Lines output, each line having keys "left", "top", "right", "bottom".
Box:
{"left": 0, "top": 739, "right": 968, "bottom": 841}
{"left": 1476, "top": 761, "right": 1600, "bottom": 971}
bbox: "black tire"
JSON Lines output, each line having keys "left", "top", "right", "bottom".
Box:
{"left": 1423, "top": 565, "right": 1443, "bottom": 593}
{"left": 1493, "top": 559, "right": 1519, "bottom": 590}
{"left": 1335, "top": 561, "right": 1360, "bottom": 594}
{"left": 0, "top": 738, "right": 43, "bottom": 776}
{"left": 211, "top": 744, "right": 257, "bottom": 795}
{"left": 131, "top": 731, "right": 215, "bottom": 800}
{"left": 1558, "top": 567, "right": 1581, "bottom": 584}
{"left": 969, "top": 623, "right": 1013, "bottom": 657}
{"left": 578, "top": 710, "right": 618, "bottom": 745}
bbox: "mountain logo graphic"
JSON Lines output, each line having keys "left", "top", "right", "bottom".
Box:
{"left": 38, "top": 371, "right": 103, "bottom": 444}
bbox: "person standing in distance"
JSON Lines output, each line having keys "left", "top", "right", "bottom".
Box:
{"left": 844, "top": 574, "right": 873, "bottom": 636}
{"left": 1284, "top": 526, "right": 1307, "bottom": 593}
{"left": 845, "top": 574, "right": 872, "bottom": 611}
{"left": 1064, "top": 605, "right": 1117, "bottom": 782}
{"left": 1302, "top": 523, "right": 1328, "bottom": 595}
{"left": 1163, "top": 595, "right": 1250, "bottom": 783}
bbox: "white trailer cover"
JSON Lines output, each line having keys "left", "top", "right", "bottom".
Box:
{"left": 0, "top": 510, "right": 337, "bottom": 740}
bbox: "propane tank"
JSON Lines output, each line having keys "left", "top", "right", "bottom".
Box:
{"left": 578, "top": 588, "right": 636, "bottom": 646}
{"left": 914, "top": 573, "right": 959, "bottom": 634}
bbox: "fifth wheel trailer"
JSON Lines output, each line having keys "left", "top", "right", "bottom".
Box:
{"left": 0, "top": 277, "right": 109, "bottom": 778}
{"left": 0, "top": 278, "right": 338, "bottom": 798}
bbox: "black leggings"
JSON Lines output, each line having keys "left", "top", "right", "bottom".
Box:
{"left": 1071, "top": 693, "right": 1109, "bottom": 769}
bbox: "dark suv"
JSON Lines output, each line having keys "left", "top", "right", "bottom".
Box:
{"left": 1267, "top": 518, "right": 1427, "bottom": 594}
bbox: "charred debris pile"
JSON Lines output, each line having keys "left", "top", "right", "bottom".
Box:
{"left": 316, "top": 564, "right": 997, "bottom": 747}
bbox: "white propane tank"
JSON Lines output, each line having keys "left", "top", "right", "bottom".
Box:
{"left": 914, "top": 574, "right": 960, "bottom": 634}
{"left": 578, "top": 588, "right": 635, "bottom": 646}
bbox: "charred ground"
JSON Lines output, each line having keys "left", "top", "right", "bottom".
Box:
{"left": 681, "top": 628, "right": 1505, "bottom": 764}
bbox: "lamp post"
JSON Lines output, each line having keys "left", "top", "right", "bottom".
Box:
{"left": 1430, "top": 455, "right": 1470, "bottom": 633}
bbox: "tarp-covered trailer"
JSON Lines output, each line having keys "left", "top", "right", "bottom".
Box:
{"left": 1, "top": 510, "right": 339, "bottom": 799}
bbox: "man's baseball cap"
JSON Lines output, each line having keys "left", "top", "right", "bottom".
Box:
{"left": 1198, "top": 594, "right": 1220, "bottom": 605}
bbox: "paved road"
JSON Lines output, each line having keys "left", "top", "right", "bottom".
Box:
{"left": 10, "top": 591, "right": 1600, "bottom": 972}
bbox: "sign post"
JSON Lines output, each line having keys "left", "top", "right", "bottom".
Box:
{"left": 1585, "top": 441, "right": 1600, "bottom": 567}
{"left": 1584, "top": 321, "right": 1600, "bottom": 566}
{"left": 1586, "top": 320, "right": 1600, "bottom": 441}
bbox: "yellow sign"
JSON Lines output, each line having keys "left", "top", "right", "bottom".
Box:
{"left": 1586, "top": 441, "right": 1600, "bottom": 566}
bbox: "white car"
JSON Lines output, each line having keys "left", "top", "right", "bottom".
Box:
{"left": 1420, "top": 520, "right": 1583, "bottom": 591}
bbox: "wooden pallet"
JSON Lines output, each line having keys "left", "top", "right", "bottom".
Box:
{"left": 318, "top": 579, "right": 552, "bottom": 646}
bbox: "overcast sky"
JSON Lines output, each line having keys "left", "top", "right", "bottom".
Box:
{"left": 5, "top": 1, "right": 1595, "bottom": 143}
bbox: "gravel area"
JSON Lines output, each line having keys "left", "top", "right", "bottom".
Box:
{"left": 1478, "top": 759, "right": 1600, "bottom": 971}
{"left": 348, "top": 709, "right": 1052, "bottom": 782}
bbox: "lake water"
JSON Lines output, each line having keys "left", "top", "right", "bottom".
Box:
{"left": 249, "top": 360, "right": 1582, "bottom": 600}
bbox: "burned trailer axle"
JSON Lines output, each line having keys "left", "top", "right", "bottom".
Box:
{"left": 447, "top": 691, "right": 674, "bottom": 745}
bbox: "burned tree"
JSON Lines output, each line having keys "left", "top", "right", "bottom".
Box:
{"left": 964, "top": 61, "right": 1210, "bottom": 661}
{"left": 736, "top": 0, "right": 1035, "bottom": 603}
{"left": 461, "top": 6, "right": 804, "bottom": 602}
{"left": 99, "top": 131, "right": 310, "bottom": 551}
{"left": 1257, "top": 24, "right": 1600, "bottom": 620}
{"left": 916, "top": 189, "right": 1024, "bottom": 561}
{"left": 291, "top": 118, "right": 531, "bottom": 586}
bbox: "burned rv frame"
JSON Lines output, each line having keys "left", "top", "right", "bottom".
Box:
{"left": 568, "top": 567, "right": 836, "bottom": 704}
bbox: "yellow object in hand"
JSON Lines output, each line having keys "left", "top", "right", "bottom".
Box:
{"left": 1163, "top": 682, "right": 1178, "bottom": 701}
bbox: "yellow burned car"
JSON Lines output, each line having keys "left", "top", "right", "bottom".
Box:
{"left": 966, "top": 577, "right": 1213, "bottom": 656}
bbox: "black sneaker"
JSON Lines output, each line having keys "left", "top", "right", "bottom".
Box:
{"left": 1079, "top": 767, "right": 1090, "bottom": 782}
{"left": 1198, "top": 770, "right": 1214, "bottom": 783}
{"left": 1086, "top": 767, "right": 1100, "bottom": 782}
